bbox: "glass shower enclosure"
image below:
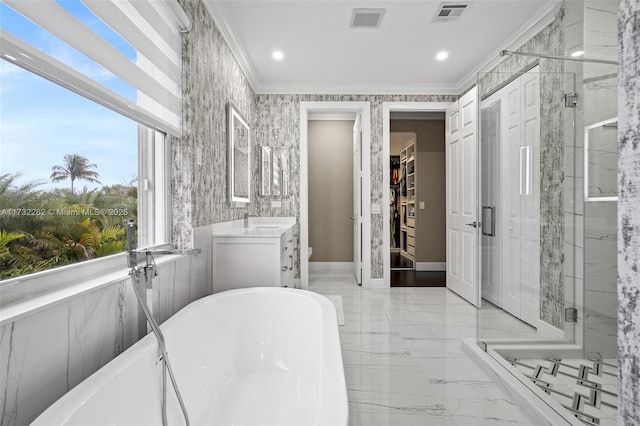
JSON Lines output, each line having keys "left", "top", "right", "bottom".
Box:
{"left": 476, "top": 63, "right": 619, "bottom": 425}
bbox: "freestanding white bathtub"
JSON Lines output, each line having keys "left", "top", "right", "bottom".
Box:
{"left": 32, "top": 288, "right": 348, "bottom": 426}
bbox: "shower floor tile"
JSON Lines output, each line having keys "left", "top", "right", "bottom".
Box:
{"left": 508, "top": 357, "right": 618, "bottom": 426}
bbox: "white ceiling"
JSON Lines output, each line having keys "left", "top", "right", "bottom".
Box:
{"left": 203, "top": 0, "right": 560, "bottom": 94}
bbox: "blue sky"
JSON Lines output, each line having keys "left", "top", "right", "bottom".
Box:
{"left": 0, "top": 1, "right": 139, "bottom": 191}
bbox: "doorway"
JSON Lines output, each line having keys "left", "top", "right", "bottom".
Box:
{"left": 383, "top": 102, "right": 450, "bottom": 287}
{"left": 300, "top": 102, "right": 371, "bottom": 289}
{"left": 388, "top": 114, "right": 447, "bottom": 287}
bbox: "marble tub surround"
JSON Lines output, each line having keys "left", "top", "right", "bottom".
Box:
{"left": 309, "top": 270, "right": 545, "bottom": 425}
{"left": 0, "top": 252, "right": 209, "bottom": 426}
{"left": 617, "top": 0, "right": 640, "bottom": 423}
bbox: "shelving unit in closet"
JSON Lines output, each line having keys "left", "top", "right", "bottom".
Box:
{"left": 400, "top": 142, "right": 416, "bottom": 261}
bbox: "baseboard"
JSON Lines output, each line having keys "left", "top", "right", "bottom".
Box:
{"left": 462, "top": 339, "right": 583, "bottom": 426}
{"left": 309, "top": 262, "right": 353, "bottom": 272}
{"left": 415, "top": 262, "right": 446, "bottom": 271}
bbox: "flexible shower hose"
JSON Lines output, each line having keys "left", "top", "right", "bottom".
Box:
{"left": 131, "top": 272, "right": 191, "bottom": 426}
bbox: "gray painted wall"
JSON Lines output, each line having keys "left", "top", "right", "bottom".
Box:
{"left": 308, "top": 120, "right": 354, "bottom": 262}
{"left": 617, "top": 0, "right": 640, "bottom": 422}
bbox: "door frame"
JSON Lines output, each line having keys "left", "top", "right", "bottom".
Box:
{"left": 300, "top": 102, "right": 371, "bottom": 289}
{"left": 382, "top": 102, "right": 452, "bottom": 287}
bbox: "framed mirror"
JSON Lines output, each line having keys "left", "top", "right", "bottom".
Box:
{"left": 260, "top": 146, "right": 289, "bottom": 196}
{"left": 261, "top": 146, "right": 271, "bottom": 196}
{"left": 227, "top": 102, "right": 250, "bottom": 205}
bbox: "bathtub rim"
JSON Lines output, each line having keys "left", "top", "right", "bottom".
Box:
{"left": 31, "top": 287, "right": 348, "bottom": 426}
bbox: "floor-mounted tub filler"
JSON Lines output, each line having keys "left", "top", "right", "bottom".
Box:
{"left": 32, "top": 287, "right": 348, "bottom": 426}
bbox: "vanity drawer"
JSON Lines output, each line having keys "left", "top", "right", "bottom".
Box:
{"left": 407, "top": 227, "right": 415, "bottom": 238}
{"left": 407, "top": 235, "right": 415, "bottom": 248}
{"left": 407, "top": 244, "right": 415, "bottom": 256}
{"left": 407, "top": 217, "right": 415, "bottom": 228}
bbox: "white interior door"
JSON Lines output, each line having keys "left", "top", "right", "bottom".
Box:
{"left": 519, "top": 70, "right": 541, "bottom": 326}
{"left": 500, "top": 69, "right": 541, "bottom": 327}
{"left": 446, "top": 87, "right": 479, "bottom": 306}
{"left": 502, "top": 79, "right": 523, "bottom": 317}
{"left": 353, "top": 114, "right": 362, "bottom": 284}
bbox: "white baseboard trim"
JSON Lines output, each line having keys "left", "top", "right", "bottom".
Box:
{"left": 462, "top": 339, "right": 583, "bottom": 426}
{"left": 415, "top": 262, "right": 446, "bottom": 271}
{"left": 309, "top": 262, "right": 353, "bottom": 272}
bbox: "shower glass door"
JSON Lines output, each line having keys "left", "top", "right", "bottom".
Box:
{"left": 476, "top": 61, "right": 620, "bottom": 424}
{"left": 476, "top": 68, "right": 580, "bottom": 349}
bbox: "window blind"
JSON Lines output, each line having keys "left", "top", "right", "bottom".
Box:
{"left": 0, "top": 0, "right": 190, "bottom": 136}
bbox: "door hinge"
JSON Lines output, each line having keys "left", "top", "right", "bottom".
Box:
{"left": 565, "top": 307, "right": 578, "bottom": 322}
{"left": 564, "top": 93, "right": 578, "bottom": 108}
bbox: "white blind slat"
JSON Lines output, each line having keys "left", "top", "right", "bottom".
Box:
{"left": 4, "top": 0, "right": 181, "bottom": 123}
{"left": 129, "top": 0, "right": 182, "bottom": 55}
{"left": 0, "top": 29, "right": 181, "bottom": 136}
{"left": 81, "top": 0, "right": 181, "bottom": 83}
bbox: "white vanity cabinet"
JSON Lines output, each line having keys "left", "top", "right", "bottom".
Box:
{"left": 212, "top": 219, "right": 296, "bottom": 292}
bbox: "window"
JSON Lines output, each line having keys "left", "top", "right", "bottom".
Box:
{"left": 0, "top": 59, "right": 168, "bottom": 280}
{"left": 0, "top": 0, "right": 183, "bottom": 281}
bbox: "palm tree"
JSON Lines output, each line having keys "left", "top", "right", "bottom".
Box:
{"left": 50, "top": 154, "right": 101, "bottom": 194}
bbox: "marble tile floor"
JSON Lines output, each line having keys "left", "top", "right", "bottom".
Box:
{"left": 308, "top": 270, "right": 544, "bottom": 425}
{"left": 509, "top": 358, "right": 618, "bottom": 426}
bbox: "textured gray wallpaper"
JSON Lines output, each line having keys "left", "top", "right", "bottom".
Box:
{"left": 478, "top": 9, "right": 566, "bottom": 329}
{"left": 180, "top": 0, "right": 256, "bottom": 235}
{"left": 254, "top": 94, "right": 457, "bottom": 279}
{"left": 617, "top": 0, "right": 640, "bottom": 422}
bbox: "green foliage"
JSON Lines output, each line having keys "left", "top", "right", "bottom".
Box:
{"left": 0, "top": 171, "right": 136, "bottom": 280}
{"left": 50, "top": 154, "right": 101, "bottom": 194}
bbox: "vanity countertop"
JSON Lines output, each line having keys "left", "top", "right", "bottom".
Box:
{"left": 212, "top": 217, "right": 296, "bottom": 238}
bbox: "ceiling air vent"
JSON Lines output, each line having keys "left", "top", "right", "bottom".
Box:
{"left": 432, "top": 2, "right": 470, "bottom": 22}
{"left": 350, "top": 8, "right": 386, "bottom": 29}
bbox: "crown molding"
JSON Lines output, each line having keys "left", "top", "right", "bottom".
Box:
{"left": 454, "top": 0, "right": 563, "bottom": 93}
{"left": 202, "top": 0, "right": 260, "bottom": 91}
{"left": 253, "top": 84, "right": 459, "bottom": 96}
{"left": 204, "top": 0, "right": 562, "bottom": 97}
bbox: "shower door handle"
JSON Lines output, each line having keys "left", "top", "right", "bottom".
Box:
{"left": 482, "top": 207, "right": 495, "bottom": 237}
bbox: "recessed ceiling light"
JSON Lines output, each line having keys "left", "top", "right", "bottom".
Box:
{"left": 436, "top": 51, "right": 449, "bottom": 61}
{"left": 272, "top": 51, "right": 284, "bottom": 61}
{"left": 571, "top": 50, "right": 584, "bottom": 57}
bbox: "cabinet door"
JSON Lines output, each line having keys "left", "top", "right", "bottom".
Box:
{"left": 280, "top": 230, "right": 295, "bottom": 287}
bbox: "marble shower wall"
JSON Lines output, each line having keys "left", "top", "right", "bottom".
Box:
{"left": 582, "top": 0, "right": 619, "bottom": 359}
{"left": 0, "top": 254, "right": 209, "bottom": 426}
{"left": 180, "top": 0, "right": 256, "bottom": 232}
{"left": 478, "top": 8, "right": 567, "bottom": 329}
{"left": 617, "top": 0, "right": 640, "bottom": 422}
{"left": 253, "top": 94, "right": 457, "bottom": 280}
